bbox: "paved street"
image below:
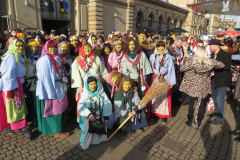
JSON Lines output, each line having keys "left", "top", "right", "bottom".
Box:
{"left": 1, "top": 89, "right": 240, "bottom": 160}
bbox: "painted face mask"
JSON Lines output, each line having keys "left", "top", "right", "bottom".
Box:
{"left": 92, "top": 37, "right": 97, "bottom": 45}
{"left": 129, "top": 40, "right": 135, "bottom": 52}
{"left": 123, "top": 81, "right": 131, "bottom": 92}
{"left": 71, "top": 40, "right": 79, "bottom": 48}
{"left": 104, "top": 47, "right": 111, "bottom": 55}
{"left": 88, "top": 81, "right": 97, "bottom": 92}
{"left": 61, "top": 43, "right": 69, "bottom": 55}
{"left": 114, "top": 43, "right": 122, "bottom": 52}
{"left": 30, "top": 46, "right": 39, "bottom": 55}
{"left": 157, "top": 46, "right": 165, "bottom": 54}
{"left": 139, "top": 33, "right": 146, "bottom": 43}
{"left": 94, "top": 47, "right": 101, "bottom": 56}
{"left": 84, "top": 45, "right": 92, "bottom": 56}
{"left": 48, "top": 46, "right": 57, "bottom": 55}
{"left": 111, "top": 76, "right": 120, "bottom": 85}
{"left": 16, "top": 41, "right": 25, "bottom": 54}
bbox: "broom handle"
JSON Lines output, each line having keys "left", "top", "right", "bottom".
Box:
{"left": 107, "top": 114, "right": 133, "bottom": 141}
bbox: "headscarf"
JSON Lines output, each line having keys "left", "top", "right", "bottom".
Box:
{"left": 25, "top": 40, "right": 42, "bottom": 64}
{"left": 105, "top": 71, "right": 121, "bottom": 99}
{"left": 69, "top": 35, "right": 82, "bottom": 57}
{"left": 58, "top": 41, "right": 71, "bottom": 59}
{"left": 41, "top": 40, "right": 61, "bottom": 59}
{"left": 88, "top": 34, "right": 96, "bottom": 48}
{"left": 1, "top": 39, "right": 27, "bottom": 65}
{"left": 152, "top": 41, "right": 168, "bottom": 69}
{"left": 82, "top": 75, "right": 104, "bottom": 99}
{"left": 78, "top": 42, "right": 96, "bottom": 69}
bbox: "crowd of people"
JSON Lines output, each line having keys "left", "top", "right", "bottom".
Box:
{"left": 0, "top": 27, "right": 240, "bottom": 150}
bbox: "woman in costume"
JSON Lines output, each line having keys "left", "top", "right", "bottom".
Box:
{"left": 78, "top": 76, "right": 112, "bottom": 150}
{"left": 107, "top": 40, "right": 124, "bottom": 73}
{"left": 69, "top": 35, "right": 82, "bottom": 60}
{"left": 0, "top": 39, "right": 31, "bottom": 141}
{"left": 25, "top": 39, "right": 41, "bottom": 127}
{"left": 71, "top": 42, "right": 109, "bottom": 122}
{"left": 149, "top": 41, "right": 176, "bottom": 124}
{"left": 36, "top": 40, "right": 70, "bottom": 137}
{"left": 101, "top": 43, "right": 112, "bottom": 70}
{"left": 88, "top": 35, "right": 97, "bottom": 49}
{"left": 121, "top": 38, "right": 152, "bottom": 116}
{"left": 113, "top": 77, "right": 148, "bottom": 133}
{"left": 180, "top": 47, "right": 224, "bottom": 128}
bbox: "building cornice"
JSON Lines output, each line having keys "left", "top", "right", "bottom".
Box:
{"left": 103, "top": 0, "right": 134, "bottom": 8}
{"left": 138, "top": 0, "right": 189, "bottom": 13}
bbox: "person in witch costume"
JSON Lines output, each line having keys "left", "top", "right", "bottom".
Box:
{"left": 0, "top": 39, "right": 31, "bottom": 141}
{"left": 149, "top": 41, "right": 176, "bottom": 124}
{"left": 113, "top": 77, "right": 148, "bottom": 133}
{"left": 100, "top": 43, "right": 112, "bottom": 71}
{"left": 122, "top": 38, "right": 152, "bottom": 119}
{"left": 107, "top": 40, "right": 124, "bottom": 73}
{"left": 36, "top": 40, "right": 70, "bottom": 138}
{"left": 69, "top": 35, "right": 82, "bottom": 60}
{"left": 71, "top": 42, "right": 109, "bottom": 123}
{"left": 88, "top": 34, "right": 97, "bottom": 49}
{"left": 78, "top": 76, "right": 112, "bottom": 150}
{"left": 138, "top": 31, "right": 154, "bottom": 59}
{"left": 25, "top": 40, "right": 42, "bottom": 128}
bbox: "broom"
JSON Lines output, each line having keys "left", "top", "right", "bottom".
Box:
{"left": 107, "top": 75, "right": 169, "bottom": 141}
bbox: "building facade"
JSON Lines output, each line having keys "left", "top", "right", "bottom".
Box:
{"left": 1, "top": 0, "right": 189, "bottom": 35}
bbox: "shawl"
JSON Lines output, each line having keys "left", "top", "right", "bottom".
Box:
{"left": 105, "top": 71, "right": 121, "bottom": 99}
{"left": 124, "top": 51, "right": 143, "bottom": 74}
{"left": 114, "top": 92, "right": 134, "bottom": 112}
{"left": 78, "top": 43, "right": 96, "bottom": 69}
{"left": 58, "top": 42, "right": 71, "bottom": 59}
{"left": 25, "top": 44, "right": 42, "bottom": 64}
{"left": 41, "top": 40, "right": 61, "bottom": 59}
{"left": 87, "top": 35, "right": 96, "bottom": 48}
{"left": 1, "top": 39, "right": 27, "bottom": 65}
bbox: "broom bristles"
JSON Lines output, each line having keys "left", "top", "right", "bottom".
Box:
{"left": 139, "top": 77, "right": 169, "bottom": 107}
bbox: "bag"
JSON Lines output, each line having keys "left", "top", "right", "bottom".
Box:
{"left": 206, "top": 97, "right": 215, "bottom": 111}
{"left": 88, "top": 120, "right": 106, "bottom": 134}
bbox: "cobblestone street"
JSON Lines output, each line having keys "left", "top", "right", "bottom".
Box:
{"left": 1, "top": 90, "right": 240, "bottom": 160}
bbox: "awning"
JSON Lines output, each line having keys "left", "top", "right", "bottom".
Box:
{"left": 169, "top": 27, "right": 188, "bottom": 33}
{"left": 187, "top": 0, "right": 240, "bottom": 15}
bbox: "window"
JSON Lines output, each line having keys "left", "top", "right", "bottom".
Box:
{"left": 148, "top": 14, "right": 153, "bottom": 28}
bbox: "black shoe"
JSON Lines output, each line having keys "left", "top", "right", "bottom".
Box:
{"left": 234, "top": 135, "right": 240, "bottom": 142}
{"left": 209, "top": 119, "right": 223, "bottom": 125}
{"left": 207, "top": 113, "right": 215, "bottom": 117}
{"left": 229, "top": 129, "right": 240, "bottom": 135}
{"left": 185, "top": 120, "right": 191, "bottom": 127}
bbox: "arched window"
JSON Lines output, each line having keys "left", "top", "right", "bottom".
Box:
{"left": 174, "top": 19, "right": 177, "bottom": 28}
{"left": 180, "top": 20, "right": 183, "bottom": 28}
{"left": 158, "top": 16, "right": 162, "bottom": 30}
{"left": 166, "top": 17, "right": 170, "bottom": 29}
{"left": 136, "top": 11, "right": 143, "bottom": 33}
{"left": 148, "top": 14, "right": 153, "bottom": 28}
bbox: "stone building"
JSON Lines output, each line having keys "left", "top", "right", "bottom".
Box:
{"left": 1, "top": 0, "right": 189, "bottom": 35}
{"left": 219, "top": 17, "right": 237, "bottom": 31}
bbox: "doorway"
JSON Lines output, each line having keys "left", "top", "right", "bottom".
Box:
{"left": 42, "top": 19, "right": 70, "bottom": 35}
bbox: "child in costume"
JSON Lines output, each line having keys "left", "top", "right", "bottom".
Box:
{"left": 113, "top": 77, "right": 148, "bottom": 133}
{"left": 105, "top": 71, "right": 122, "bottom": 129}
{"left": 25, "top": 39, "right": 42, "bottom": 127}
{"left": 36, "top": 40, "right": 70, "bottom": 138}
{"left": 149, "top": 41, "right": 176, "bottom": 124}
{"left": 107, "top": 40, "right": 124, "bottom": 73}
{"left": 101, "top": 43, "right": 112, "bottom": 71}
{"left": 0, "top": 39, "right": 31, "bottom": 141}
{"left": 78, "top": 76, "right": 112, "bottom": 150}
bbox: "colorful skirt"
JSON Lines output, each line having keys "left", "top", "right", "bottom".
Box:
{"left": 36, "top": 96, "right": 66, "bottom": 135}
{"left": 0, "top": 91, "right": 10, "bottom": 132}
